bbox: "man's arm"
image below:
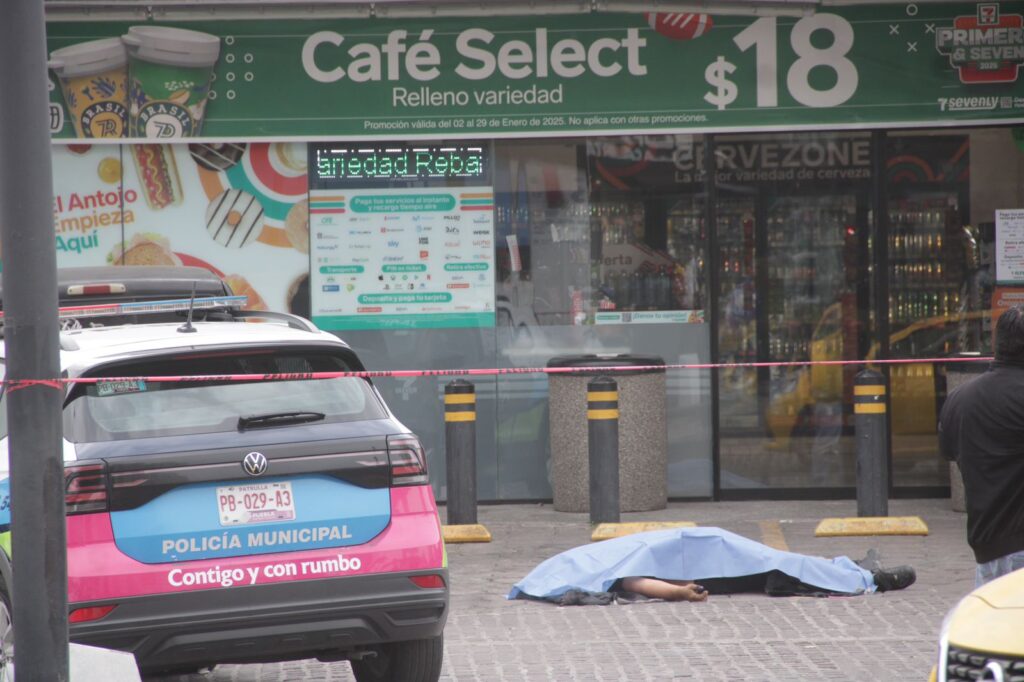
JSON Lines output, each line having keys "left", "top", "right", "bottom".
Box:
{"left": 937, "top": 395, "right": 959, "bottom": 463}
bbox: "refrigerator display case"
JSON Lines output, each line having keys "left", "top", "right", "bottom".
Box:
{"left": 665, "top": 197, "right": 710, "bottom": 313}
{"left": 711, "top": 197, "right": 759, "bottom": 432}
{"left": 761, "top": 195, "right": 863, "bottom": 457}
{"left": 715, "top": 186, "right": 867, "bottom": 489}
{"left": 765, "top": 196, "right": 856, "bottom": 363}
{"left": 884, "top": 189, "right": 968, "bottom": 486}
{"left": 587, "top": 197, "right": 704, "bottom": 324}
{"left": 887, "top": 194, "right": 964, "bottom": 333}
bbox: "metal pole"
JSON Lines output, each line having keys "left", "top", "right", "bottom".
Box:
{"left": 854, "top": 369, "right": 889, "bottom": 518}
{"left": 0, "top": 1, "right": 69, "bottom": 680}
{"left": 444, "top": 380, "right": 477, "bottom": 526}
{"left": 587, "top": 376, "right": 619, "bottom": 525}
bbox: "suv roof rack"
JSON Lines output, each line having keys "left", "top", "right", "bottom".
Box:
{"left": 230, "top": 309, "right": 321, "bottom": 333}
{"left": 2, "top": 295, "right": 323, "bottom": 337}
{"left": 0, "top": 295, "right": 249, "bottom": 324}
{"left": 0, "top": 266, "right": 231, "bottom": 311}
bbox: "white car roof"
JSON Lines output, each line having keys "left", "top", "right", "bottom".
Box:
{"left": 13, "top": 320, "right": 349, "bottom": 377}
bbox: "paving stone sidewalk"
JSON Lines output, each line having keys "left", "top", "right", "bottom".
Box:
{"left": 182, "top": 497, "right": 974, "bottom": 681}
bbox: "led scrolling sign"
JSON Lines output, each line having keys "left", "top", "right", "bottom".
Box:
{"left": 313, "top": 144, "right": 489, "bottom": 187}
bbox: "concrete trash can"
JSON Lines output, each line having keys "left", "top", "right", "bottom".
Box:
{"left": 547, "top": 354, "right": 667, "bottom": 513}
{"left": 945, "top": 353, "right": 988, "bottom": 513}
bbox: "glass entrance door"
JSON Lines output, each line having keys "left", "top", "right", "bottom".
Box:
{"left": 760, "top": 193, "right": 863, "bottom": 487}
{"left": 718, "top": 187, "right": 868, "bottom": 491}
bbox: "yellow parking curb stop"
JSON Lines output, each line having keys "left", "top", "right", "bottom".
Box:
{"left": 591, "top": 521, "right": 696, "bottom": 542}
{"left": 814, "top": 516, "right": 929, "bottom": 537}
{"left": 442, "top": 524, "right": 492, "bottom": 543}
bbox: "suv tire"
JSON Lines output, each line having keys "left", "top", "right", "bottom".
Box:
{"left": 350, "top": 635, "right": 443, "bottom": 682}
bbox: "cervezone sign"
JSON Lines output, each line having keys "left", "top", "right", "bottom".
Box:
{"left": 46, "top": 2, "right": 1024, "bottom": 141}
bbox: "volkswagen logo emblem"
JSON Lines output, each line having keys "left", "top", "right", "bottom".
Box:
{"left": 242, "top": 452, "right": 268, "bottom": 477}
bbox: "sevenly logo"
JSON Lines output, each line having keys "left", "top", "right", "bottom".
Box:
{"left": 936, "top": 4, "right": 1024, "bottom": 84}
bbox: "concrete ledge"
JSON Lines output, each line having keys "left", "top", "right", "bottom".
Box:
{"left": 70, "top": 643, "right": 140, "bottom": 682}
{"left": 591, "top": 521, "right": 696, "bottom": 542}
{"left": 814, "top": 516, "right": 929, "bottom": 537}
{"left": 442, "top": 524, "right": 492, "bottom": 543}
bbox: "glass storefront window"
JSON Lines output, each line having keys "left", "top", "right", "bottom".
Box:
{"left": 715, "top": 132, "right": 871, "bottom": 491}
{"left": 886, "top": 127, "right": 1021, "bottom": 488}
{"left": 490, "top": 136, "right": 714, "bottom": 499}
{"left": 44, "top": 124, "right": 1022, "bottom": 501}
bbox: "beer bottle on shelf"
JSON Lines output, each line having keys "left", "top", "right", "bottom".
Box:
{"left": 607, "top": 269, "right": 622, "bottom": 308}
{"left": 657, "top": 266, "right": 672, "bottom": 309}
{"left": 643, "top": 268, "right": 658, "bottom": 310}
{"left": 619, "top": 269, "right": 632, "bottom": 309}
{"left": 632, "top": 269, "right": 645, "bottom": 309}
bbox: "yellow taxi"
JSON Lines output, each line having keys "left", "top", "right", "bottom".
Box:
{"left": 767, "top": 303, "right": 986, "bottom": 446}
{"left": 928, "top": 567, "right": 1024, "bottom": 682}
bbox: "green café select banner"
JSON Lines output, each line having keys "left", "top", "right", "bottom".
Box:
{"left": 47, "top": 2, "right": 1024, "bottom": 140}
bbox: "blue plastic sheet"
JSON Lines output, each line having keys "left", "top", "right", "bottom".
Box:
{"left": 508, "top": 527, "right": 875, "bottom": 600}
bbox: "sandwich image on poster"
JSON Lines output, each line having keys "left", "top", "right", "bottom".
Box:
{"left": 105, "top": 143, "right": 308, "bottom": 314}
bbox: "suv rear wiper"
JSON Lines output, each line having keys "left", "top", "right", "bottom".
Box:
{"left": 238, "top": 411, "right": 326, "bottom": 430}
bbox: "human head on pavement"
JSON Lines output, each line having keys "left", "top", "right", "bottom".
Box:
{"left": 995, "top": 305, "right": 1024, "bottom": 363}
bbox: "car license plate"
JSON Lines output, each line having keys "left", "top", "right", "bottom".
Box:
{"left": 217, "top": 481, "right": 296, "bottom": 526}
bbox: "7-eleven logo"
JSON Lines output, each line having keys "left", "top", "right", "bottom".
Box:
{"left": 936, "top": 3, "right": 1024, "bottom": 84}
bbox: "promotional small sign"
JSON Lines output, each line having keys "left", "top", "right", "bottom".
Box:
{"left": 309, "top": 142, "right": 496, "bottom": 330}
{"left": 996, "top": 208, "right": 1024, "bottom": 283}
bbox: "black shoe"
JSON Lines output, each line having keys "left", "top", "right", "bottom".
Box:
{"left": 872, "top": 566, "right": 916, "bottom": 592}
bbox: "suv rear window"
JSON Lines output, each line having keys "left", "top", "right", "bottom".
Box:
{"left": 63, "top": 349, "right": 386, "bottom": 442}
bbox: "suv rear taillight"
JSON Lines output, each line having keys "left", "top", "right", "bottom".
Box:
{"left": 64, "top": 462, "right": 110, "bottom": 515}
{"left": 387, "top": 435, "right": 428, "bottom": 486}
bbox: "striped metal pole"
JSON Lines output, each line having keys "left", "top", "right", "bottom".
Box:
{"left": 444, "top": 380, "right": 477, "bottom": 526}
{"left": 854, "top": 369, "right": 889, "bottom": 517}
{"left": 587, "top": 376, "right": 620, "bottom": 525}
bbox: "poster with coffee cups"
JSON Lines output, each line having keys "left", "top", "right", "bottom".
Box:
{"left": 49, "top": 26, "right": 220, "bottom": 140}
{"left": 50, "top": 142, "right": 310, "bottom": 315}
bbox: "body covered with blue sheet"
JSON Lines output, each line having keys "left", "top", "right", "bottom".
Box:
{"left": 508, "top": 527, "right": 875, "bottom": 601}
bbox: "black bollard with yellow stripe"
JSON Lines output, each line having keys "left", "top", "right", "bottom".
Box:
{"left": 854, "top": 368, "right": 889, "bottom": 517}
{"left": 445, "top": 379, "right": 477, "bottom": 527}
{"left": 588, "top": 376, "right": 620, "bottom": 525}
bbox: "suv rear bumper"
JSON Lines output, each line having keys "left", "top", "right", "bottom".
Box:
{"left": 70, "top": 569, "right": 448, "bottom": 670}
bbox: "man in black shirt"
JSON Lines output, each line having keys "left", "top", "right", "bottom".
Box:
{"left": 939, "top": 305, "right": 1024, "bottom": 586}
